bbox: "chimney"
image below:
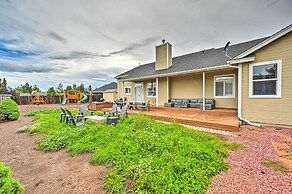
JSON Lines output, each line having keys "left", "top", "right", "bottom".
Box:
{"left": 155, "top": 40, "right": 172, "bottom": 70}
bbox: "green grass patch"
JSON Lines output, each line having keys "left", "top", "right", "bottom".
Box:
{"left": 262, "top": 159, "right": 288, "bottom": 173}
{"left": 0, "top": 162, "right": 24, "bottom": 194}
{"left": 25, "top": 109, "right": 239, "bottom": 193}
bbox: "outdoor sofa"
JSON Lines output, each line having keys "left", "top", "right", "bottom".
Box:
{"left": 164, "top": 98, "right": 215, "bottom": 110}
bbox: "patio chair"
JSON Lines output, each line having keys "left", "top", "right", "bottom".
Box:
{"left": 65, "top": 108, "right": 84, "bottom": 126}
{"left": 60, "top": 107, "right": 69, "bottom": 123}
{"left": 79, "top": 105, "right": 89, "bottom": 116}
{"left": 104, "top": 103, "right": 118, "bottom": 117}
{"left": 117, "top": 104, "right": 128, "bottom": 117}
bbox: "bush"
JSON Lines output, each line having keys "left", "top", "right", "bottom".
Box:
{"left": 0, "top": 98, "right": 20, "bottom": 121}
{"left": 0, "top": 162, "right": 24, "bottom": 194}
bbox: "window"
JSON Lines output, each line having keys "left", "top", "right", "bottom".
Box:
{"left": 124, "top": 87, "right": 131, "bottom": 95}
{"left": 147, "top": 82, "right": 156, "bottom": 97}
{"left": 214, "top": 75, "right": 235, "bottom": 98}
{"left": 249, "top": 60, "right": 282, "bottom": 98}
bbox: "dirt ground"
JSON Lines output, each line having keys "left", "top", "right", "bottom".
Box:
{"left": 0, "top": 104, "right": 110, "bottom": 194}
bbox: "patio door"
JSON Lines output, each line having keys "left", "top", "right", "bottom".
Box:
{"left": 135, "top": 84, "right": 144, "bottom": 102}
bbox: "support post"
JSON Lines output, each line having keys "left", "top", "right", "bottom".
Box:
{"left": 156, "top": 78, "right": 159, "bottom": 107}
{"left": 238, "top": 64, "right": 242, "bottom": 118}
{"left": 166, "top": 77, "right": 169, "bottom": 100}
{"left": 202, "top": 72, "right": 206, "bottom": 110}
{"left": 122, "top": 81, "right": 125, "bottom": 103}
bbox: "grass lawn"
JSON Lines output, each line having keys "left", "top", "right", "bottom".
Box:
{"left": 24, "top": 109, "right": 239, "bottom": 193}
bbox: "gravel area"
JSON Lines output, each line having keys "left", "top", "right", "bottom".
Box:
{"left": 208, "top": 125, "right": 292, "bottom": 194}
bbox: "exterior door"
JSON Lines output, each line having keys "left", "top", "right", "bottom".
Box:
{"left": 135, "top": 85, "right": 144, "bottom": 102}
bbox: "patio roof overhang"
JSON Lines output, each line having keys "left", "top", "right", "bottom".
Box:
{"left": 119, "top": 64, "right": 231, "bottom": 81}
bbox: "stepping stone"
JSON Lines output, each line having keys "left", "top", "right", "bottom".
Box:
{"left": 277, "top": 150, "right": 290, "bottom": 157}
{"left": 279, "top": 157, "right": 292, "bottom": 171}
{"left": 272, "top": 142, "right": 290, "bottom": 150}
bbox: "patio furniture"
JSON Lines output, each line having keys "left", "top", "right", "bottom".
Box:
{"left": 79, "top": 105, "right": 89, "bottom": 116}
{"left": 190, "top": 99, "right": 202, "bottom": 108}
{"left": 200, "top": 99, "right": 215, "bottom": 110}
{"left": 104, "top": 103, "right": 118, "bottom": 117}
{"left": 164, "top": 99, "right": 176, "bottom": 107}
{"left": 117, "top": 104, "right": 128, "bottom": 117}
{"left": 129, "top": 101, "right": 150, "bottom": 111}
{"left": 65, "top": 108, "right": 84, "bottom": 126}
{"left": 60, "top": 107, "right": 69, "bottom": 123}
{"left": 106, "top": 117, "right": 119, "bottom": 125}
{"left": 174, "top": 99, "right": 190, "bottom": 108}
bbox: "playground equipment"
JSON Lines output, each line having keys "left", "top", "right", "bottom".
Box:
{"left": 63, "top": 90, "right": 87, "bottom": 105}
{"left": 28, "top": 92, "right": 47, "bottom": 107}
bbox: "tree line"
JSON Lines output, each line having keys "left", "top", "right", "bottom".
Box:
{"left": 0, "top": 78, "right": 93, "bottom": 96}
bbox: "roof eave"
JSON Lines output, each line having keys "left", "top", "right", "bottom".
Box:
{"left": 234, "top": 24, "right": 292, "bottom": 59}
{"left": 119, "top": 64, "right": 230, "bottom": 81}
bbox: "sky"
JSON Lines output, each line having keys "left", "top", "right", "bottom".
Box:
{"left": 0, "top": 0, "right": 291, "bottom": 91}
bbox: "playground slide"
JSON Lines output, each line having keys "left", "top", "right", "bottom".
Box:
{"left": 81, "top": 93, "right": 88, "bottom": 103}
{"left": 61, "top": 98, "right": 67, "bottom": 106}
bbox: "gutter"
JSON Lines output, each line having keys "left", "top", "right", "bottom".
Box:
{"left": 228, "top": 62, "right": 262, "bottom": 128}
{"left": 118, "top": 64, "right": 230, "bottom": 81}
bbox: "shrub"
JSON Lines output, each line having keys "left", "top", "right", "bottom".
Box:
{"left": 0, "top": 162, "right": 24, "bottom": 194}
{"left": 0, "top": 98, "right": 20, "bottom": 121}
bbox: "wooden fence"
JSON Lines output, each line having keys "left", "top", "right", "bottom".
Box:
{"left": 9, "top": 94, "right": 101, "bottom": 105}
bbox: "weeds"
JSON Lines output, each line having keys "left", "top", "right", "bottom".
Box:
{"left": 25, "top": 109, "right": 240, "bottom": 193}
{"left": 0, "top": 162, "right": 24, "bottom": 194}
{"left": 262, "top": 159, "right": 288, "bottom": 173}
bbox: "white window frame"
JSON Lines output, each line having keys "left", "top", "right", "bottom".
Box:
{"left": 214, "top": 74, "right": 236, "bottom": 98}
{"left": 249, "top": 60, "right": 282, "bottom": 98}
{"left": 124, "top": 87, "right": 131, "bottom": 95}
{"left": 146, "top": 82, "right": 156, "bottom": 97}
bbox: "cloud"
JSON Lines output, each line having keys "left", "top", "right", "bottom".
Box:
{"left": 48, "top": 31, "right": 67, "bottom": 44}
{"left": 0, "top": 59, "right": 67, "bottom": 73}
{"left": 0, "top": 0, "right": 291, "bottom": 90}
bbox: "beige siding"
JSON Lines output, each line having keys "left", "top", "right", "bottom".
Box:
{"left": 155, "top": 43, "right": 172, "bottom": 70}
{"left": 170, "top": 74, "right": 202, "bottom": 98}
{"left": 168, "top": 44, "right": 172, "bottom": 68}
{"left": 169, "top": 70, "right": 238, "bottom": 108}
{"left": 158, "top": 77, "right": 167, "bottom": 106}
{"left": 242, "top": 32, "right": 292, "bottom": 126}
{"left": 117, "top": 81, "right": 135, "bottom": 102}
{"left": 103, "top": 92, "right": 117, "bottom": 102}
{"left": 205, "top": 70, "right": 238, "bottom": 108}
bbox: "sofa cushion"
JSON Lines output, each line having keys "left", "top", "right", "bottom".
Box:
{"left": 205, "top": 99, "right": 214, "bottom": 104}
{"left": 190, "top": 99, "right": 198, "bottom": 103}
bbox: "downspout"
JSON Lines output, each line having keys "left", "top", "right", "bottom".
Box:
{"left": 228, "top": 64, "right": 261, "bottom": 127}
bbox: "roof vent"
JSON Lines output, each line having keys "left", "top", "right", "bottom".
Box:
{"left": 162, "top": 39, "right": 165, "bottom": 44}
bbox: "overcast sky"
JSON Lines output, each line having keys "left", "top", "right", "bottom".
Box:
{"left": 0, "top": 0, "right": 291, "bottom": 90}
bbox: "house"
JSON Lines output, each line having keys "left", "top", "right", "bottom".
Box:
{"left": 115, "top": 24, "right": 292, "bottom": 127}
{"left": 92, "top": 82, "right": 118, "bottom": 102}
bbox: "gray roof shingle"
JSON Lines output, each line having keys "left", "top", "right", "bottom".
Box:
{"left": 93, "top": 82, "right": 117, "bottom": 92}
{"left": 116, "top": 37, "right": 269, "bottom": 80}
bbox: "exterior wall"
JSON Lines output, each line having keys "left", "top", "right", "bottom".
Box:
{"left": 158, "top": 77, "right": 167, "bottom": 106}
{"left": 155, "top": 43, "right": 172, "bottom": 70}
{"left": 117, "top": 81, "right": 135, "bottom": 102}
{"left": 103, "top": 92, "right": 117, "bottom": 102}
{"left": 169, "top": 70, "right": 238, "bottom": 108}
{"left": 205, "top": 70, "right": 238, "bottom": 108}
{"left": 170, "top": 74, "right": 202, "bottom": 98}
{"left": 242, "top": 32, "right": 292, "bottom": 126}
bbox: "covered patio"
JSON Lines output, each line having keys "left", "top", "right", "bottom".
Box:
{"left": 128, "top": 107, "right": 239, "bottom": 132}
